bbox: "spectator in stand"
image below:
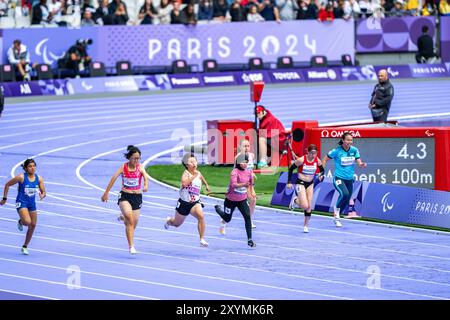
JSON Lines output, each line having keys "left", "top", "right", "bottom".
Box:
{"left": 198, "top": 0, "right": 214, "bottom": 21}
{"left": 81, "top": 8, "right": 96, "bottom": 25}
{"left": 296, "top": 0, "right": 318, "bottom": 19}
{"left": 95, "top": 0, "right": 113, "bottom": 25}
{"left": 180, "top": 2, "right": 197, "bottom": 24}
{"left": 259, "top": 0, "right": 281, "bottom": 22}
{"left": 421, "top": 0, "right": 437, "bottom": 16}
{"left": 156, "top": 0, "right": 173, "bottom": 24}
{"left": 108, "top": 0, "right": 127, "bottom": 15}
{"left": 380, "top": 0, "right": 393, "bottom": 11}
{"left": 247, "top": 2, "right": 265, "bottom": 20}
{"left": 405, "top": 0, "right": 420, "bottom": 15}
{"left": 170, "top": 1, "right": 183, "bottom": 23}
{"left": 440, "top": 0, "right": 450, "bottom": 15}
{"left": 0, "top": 0, "right": 9, "bottom": 17}
{"left": 112, "top": 2, "right": 128, "bottom": 24}
{"left": 31, "top": 0, "right": 51, "bottom": 25}
{"left": 81, "top": 0, "right": 95, "bottom": 15}
{"left": 389, "top": 0, "right": 406, "bottom": 16}
{"left": 357, "top": 0, "right": 374, "bottom": 18}
{"left": 277, "top": 0, "right": 299, "bottom": 21}
{"left": 47, "top": 0, "right": 66, "bottom": 26}
{"left": 416, "top": 25, "right": 437, "bottom": 63}
{"left": 139, "top": 0, "right": 157, "bottom": 24}
{"left": 7, "top": 40, "right": 34, "bottom": 81}
{"left": 318, "top": 1, "right": 334, "bottom": 21}
{"left": 229, "top": 0, "right": 246, "bottom": 21}
{"left": 213, "top": 0, "right": 229, "bottom": 21}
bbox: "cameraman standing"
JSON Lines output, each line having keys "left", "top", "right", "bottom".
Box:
{"left": 369, "top": 69, "right": 394, "bottom": 122}
{"left": 65, "top": 39, "right": 93, "bottom": 77}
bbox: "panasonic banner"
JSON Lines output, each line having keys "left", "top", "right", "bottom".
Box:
{"left": 1, "top": 20, "right": 354, "bottom": 68}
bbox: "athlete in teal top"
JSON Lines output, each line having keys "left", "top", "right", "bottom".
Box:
{"left": 322, "top": 132, "right": 366, "bottom": 227}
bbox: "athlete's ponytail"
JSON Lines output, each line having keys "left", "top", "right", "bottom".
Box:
{"left": 124, "top": 145, "right": 141, "bottom": 159}
{"left": 338, "top": 132, "right": 352, "bottom": 146}
{"left": 22, "top": 158, "right": 36, "bottom": 171}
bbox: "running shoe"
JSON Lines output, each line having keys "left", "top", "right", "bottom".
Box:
{"left": 257, "top": 161, "right": 268, "bottom": 168}
{"left": 129, "top": 246, "right": 137, "bottom": 254}
{"left": 21, "top": 246, "right": 29, "bottom": 255}
{"left": 334, "top": 219, "right": 342, "bottom": 228}
{"left": 303, "top": 226, "right": 309, "bottom": 233}
{"left": 200, "top": 238, "right": 209, "bottom": 247}
{"left": 289, "top": 196, "right": 298, "bottom": 211}
{"left": 164, "top": 217, "right": 171, "bottom": 229}
{"left": 247, "top": 240, "right": 256, "bottom": 247}
{"left": 219, "top": 221, "right": 226, "bottom": 235}
{"left": 17, "top": 219, "right": 23, "bottom": 232}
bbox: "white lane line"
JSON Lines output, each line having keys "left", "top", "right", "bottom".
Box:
{"left": 0, "top": 256, "right": 255, "bottom": 300}
{"left": 0, "top": 272, "right": 158, "bottom": 300}
{"left": 45, "top": 182, "right": 94, "bottom": 190}
{"left": 1, "top": 212, "right": 449, "bottom": 289}
{"left": 0, "top": 288, "right": 58, "bottom": 300}
{"left": 0, "top": 231, "right": 446, "bottom": 300}
{"left": 43, "top": 192, "right": 450, "bottom": 259}
{"left": 75, "top": 136, "right": 203, "bottom": 192}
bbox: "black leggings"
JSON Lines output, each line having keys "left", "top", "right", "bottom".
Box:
{"left": 333, "top": 177, "right": 353, "bottom": 214}
{"left": 218, "top": 198, "right": 252, "bottom": 240}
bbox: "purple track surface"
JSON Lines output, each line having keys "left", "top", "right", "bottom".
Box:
{"left": 0, "top": 81, "right": 449, "bottom": 300}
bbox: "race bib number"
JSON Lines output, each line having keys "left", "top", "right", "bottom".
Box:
{"left": 24, "top": 187, "right": 38, "bottom": 196}
{"left": 340, "top": 156, "right": 355, "bottom": 166}
{"left": 123, "top": 178, "right": 139, "bottom": 187}
{"left": 233, "top": 187, "right": 247, "bottom": 194}
{"left": 188, "top": 185, "right": 200, "bottom": 196}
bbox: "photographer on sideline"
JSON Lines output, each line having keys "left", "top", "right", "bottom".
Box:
{"left": 63, "top": 39, "right": 93, "bottom": 77}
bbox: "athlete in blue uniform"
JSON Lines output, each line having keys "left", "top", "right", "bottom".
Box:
{"left": 322, "top": 132, "right": 366, "bottom": 227}
{"left": 0, "top": 159, "right": 46, "bottom": 255}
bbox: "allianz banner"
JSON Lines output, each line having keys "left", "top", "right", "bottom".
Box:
{"left": 1, "top": 21, "right": 354, "bottom": 68}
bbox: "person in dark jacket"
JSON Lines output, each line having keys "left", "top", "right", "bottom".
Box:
{"left": 415, "top": 25, "right": 436, "bottom": 63}
{"left": 369, "top": 69, "right": 394, "bottom": 122}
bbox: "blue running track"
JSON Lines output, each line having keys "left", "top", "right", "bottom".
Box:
{"left": 0, "top": 80, "right": 449, "bottom": 300}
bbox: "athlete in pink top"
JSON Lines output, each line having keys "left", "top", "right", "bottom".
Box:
{"left": 215, "top": 154, "right": 256, "bottom": 247}
{"left": 101, "top": 145, "right": 148, "bottom": 254}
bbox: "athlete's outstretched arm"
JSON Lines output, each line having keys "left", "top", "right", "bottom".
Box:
{"left": 38, "top": 176, "right": 46, "bottom": 200}
{"left": 200, "top": 174, "right": 211, "bottom": 193}
{"left": 141, "top": 166, "right": 149, "bottom": 192}
{"left": 101, "top": 167, "right": 123, "bottom": 202}
{"left": 356, "top": 158, "right": 367, "bottom": 168}
{"left": 0, "top": 175, "right": 23, "bottom": 205}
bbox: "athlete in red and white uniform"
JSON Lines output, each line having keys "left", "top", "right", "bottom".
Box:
{"left": 287, "top": 144, "right": 324, "bottom": 233}
{"left": 164, "top": 154, "right": 211, "bottom": 247}
{"left": 101, "top": 145, "right": 148, "bottom": 254}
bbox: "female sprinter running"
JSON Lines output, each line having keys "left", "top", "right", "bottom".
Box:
{"left": 214, "top": 153, "right": 256, "bottom": 247}
{"left": 286, "top": 144, "right": 324, "bottom": 233}
{"left": 101, "top": 145, "right": 148, "bottom": 254}
{"left": 322, "top": 132, "right": 366, "bottom": 227}
{"left": 220, "top": 139, "right": 257, "bottom": 235}
{"left": 0, "top": 159, "right": 46, "bottom": 255}
{"left": 164, "top": 154, "right": 211, "bottom": 247}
